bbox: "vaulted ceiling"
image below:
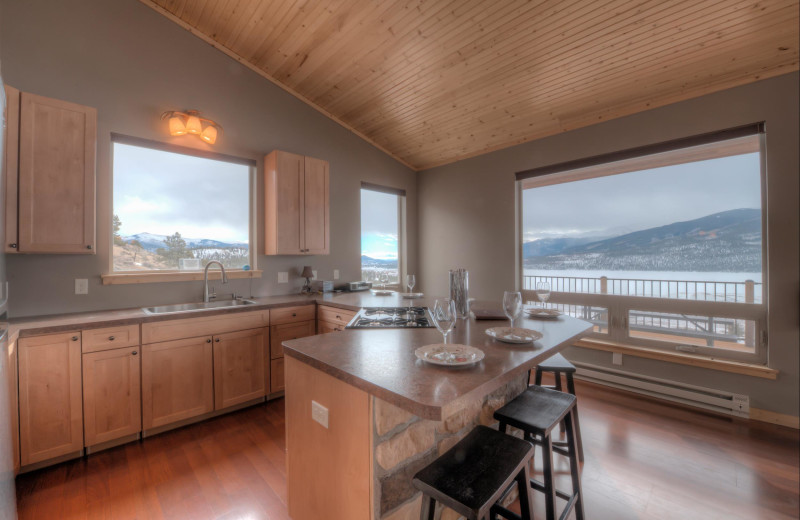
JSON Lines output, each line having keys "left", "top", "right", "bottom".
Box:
{"left": 141, "top": 0, "right": 799, "bottom": 170}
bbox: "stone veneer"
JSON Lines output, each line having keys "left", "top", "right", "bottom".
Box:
{"left": 374, "top": 374, "right": 528, "bottom": 520}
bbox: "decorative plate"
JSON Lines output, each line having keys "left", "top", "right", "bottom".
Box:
{"left": 485, "top": 327, "right": 543, "bottom": 344}
{"left": 370, "top": 289, "right": 395, "bottom": 296}
{"left": 415, "top": 344, "right": 485, "bottom": 366}
{"left": 400, "top": 292, "right": 424, "bottom": 299}
{"left": 525, "top": 308, "right": 562, "bottom": 319}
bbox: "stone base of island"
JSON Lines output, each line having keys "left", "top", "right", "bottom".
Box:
{"left": 282, "top": 308, "right": 592, "bottom": 520}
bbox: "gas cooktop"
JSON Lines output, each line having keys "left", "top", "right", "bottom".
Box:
{"left": 346, "top": 307, "right": 434, "bottom": 329}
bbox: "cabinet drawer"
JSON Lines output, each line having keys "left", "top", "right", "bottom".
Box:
{"left": 270, "top": 320, "right": 316, "bottom": 359}
{"left": 270, "top": 305, "right": 315, "bottom": 325}
{"left": 318, "top": 306, "right": 356, "bottom": 327}
{"left": 142, "top": 310, "right": 270, "bottom": 344}
{"left": 270, "top": 358, "right": 285, "bottom": 393}
{"left": 317, "top": 320, "right": 345, "bottom": 334}
{"left": 82, "top": 324, "right": 140, "bottom": 353}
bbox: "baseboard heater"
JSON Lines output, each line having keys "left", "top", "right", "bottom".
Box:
{"left": 573, "top": 362, "right": 750, "bottom": 418}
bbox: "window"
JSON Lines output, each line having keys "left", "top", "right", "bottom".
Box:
{"left": 360, "top": 183, "right": 405, "bottom": 286}
{"left": 111, "top": 136, "right": 254, "bottom": 273}
{"left": 518, "top": 124, "right": 766, "bottom": 363}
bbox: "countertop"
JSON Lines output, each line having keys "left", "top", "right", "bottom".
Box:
{"left": 282, "top": 299, "right": 593, "bottom": 420}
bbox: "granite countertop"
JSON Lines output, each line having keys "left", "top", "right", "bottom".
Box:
{"left": 282, "top": 310, "right": 593, "bottom": 420}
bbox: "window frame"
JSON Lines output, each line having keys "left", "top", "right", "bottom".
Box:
{"left": 359, "top": 182, "right": 406, "bottom": 289}
{"left": 104, "top": 133, "right": 259, "bottom": 283}
{"left": 516, "top": 125, "right": 768, "bottom": 365}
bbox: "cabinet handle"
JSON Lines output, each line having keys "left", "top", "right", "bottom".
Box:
{"left": 71, "top": 336, "right": 79, "bottom": 342}
{"left": 292, "top": 313, "right": 297, "bottom": 317}
{"left": 9, "top": 243, "right": 17, "bottom": 249}
{"left": 206, "top": 338, "right": 212, "bottom": 343}
{"left": 335, "top": 315, "right": 341, "bottom": 320}
{"left": 86, "top": 245, "right": 92, "bottom": 250}
{"left": 215, "top": 338, "right": 220, "bottom": 343}
{"left": 108, "top": 336, "right": 115, "bottom": 341}
{"left": 132, "top": 351, "right": 138, "bottom": 356}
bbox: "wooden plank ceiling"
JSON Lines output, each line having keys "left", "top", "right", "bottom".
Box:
{"left": 142, "top": 0, "right": 799, "bottom": 170}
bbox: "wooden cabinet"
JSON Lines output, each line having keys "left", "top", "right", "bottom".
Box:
{"left": 82, "top": 324, "right": 140, "bottom": 354}
{"left": 3, "top": 337, "right": 19, "bottom": 474}
{"left": 4, "top": 90, "right": 97, "bottom": 254}
{"left": 268, "top": 305, "right": 317, "bottom": 394}
{"left": 18, "top": 332, "right": 83, "bottom": 466}
{"left": 317, "top": 305, "right": 357, "bottom": 334}
{"left": 3, "top": 85, "right": 19, "bottom": 255}
{"left": 141, "top": 337, "right": 214, "bottom": 429}
{"left": 270, "top": 320, "right": 316, "bottom": 359}
{"left": 264, "top": 150, "right": 329, "bottom": 255}
{"left": 141, "top": 309, "right": 269, "bottom": 344}
{"left": 213, "top": 328, "right": 267, "bottom": 410}
{"left": 82, "top": 346, "right": 141, "bottom": 447}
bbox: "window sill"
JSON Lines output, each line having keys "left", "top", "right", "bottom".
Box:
{"left": 573, "top": 338, "right": 778, "bottom": 380}
{"left": 101, "top": 270, "right": 262, "bottom": 285}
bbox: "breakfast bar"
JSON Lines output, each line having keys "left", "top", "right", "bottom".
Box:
{"left": 282, "top": 303, "right": 592, "bottom": 520}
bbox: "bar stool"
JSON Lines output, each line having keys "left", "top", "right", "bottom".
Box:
{"left": 533, "top": 352, "right": 584, "bottom": 462}
{"left": 494, "top": 386, "right": 584, "bottom": 520}
{"left": 412, "top": 425, "right": 535, "bottom": 520}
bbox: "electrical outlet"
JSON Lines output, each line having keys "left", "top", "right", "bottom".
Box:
{"left": 311, "top": 400, "right": 329, "bottom": 428}
{"left": 75, "top": 278, "right": 89, "bottom": 295}
{"left": 333, "top": 269, "right": 339, "bottom": 280}
{"left": 612, "top": 352, "right": 623, "bottom": 365}
{"left": 312, "top": 270, "right": 318, "bottom": 279}
{"left": 278, "top": 272, "right": 289, "bottom": 284}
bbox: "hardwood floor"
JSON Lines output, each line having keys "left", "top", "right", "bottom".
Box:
{"left": 15, "top": 382, "right": 800, "bottom": 519}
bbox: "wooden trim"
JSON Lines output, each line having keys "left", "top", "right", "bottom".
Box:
{"left": 136, "top": 0, "right": 417, "bottom": 172}
{"left": 101, "top": 269, "right": 262, "bottom": 285}
{"left": 4, "top": 85, "right": 20, "bottom": 254}
{"left": 749, "top": 408, "right": 800, "bottom": 429}
{"left": 111, "top": 132, "right": 257, "bottom": 167}
{"left": 515, "top": 122, "right": 764, "bottom": 181}
{"left": 573, "top": 338, "right": 778, "bottom": 379}
{"left": 360, "top": 182, "right": 407, "bottom": 197}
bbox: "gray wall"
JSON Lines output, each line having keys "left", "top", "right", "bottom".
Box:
{"left": 418, "top": 73, "right": 799, "bottom": 417}
{"left": 0, "top": 0, "right": 416, "bottom": 317}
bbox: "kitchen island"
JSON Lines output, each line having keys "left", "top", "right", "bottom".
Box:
{"left": 282, "top": 300, "right": 592, "bottom": 520}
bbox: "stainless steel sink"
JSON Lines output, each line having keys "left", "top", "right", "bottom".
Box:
{"left": 142, "top": 299, "right": 258, "bottom": 315}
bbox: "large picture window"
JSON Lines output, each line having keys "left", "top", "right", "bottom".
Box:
{"left": 111, "top": 136, "right": 254, "bottom": 273}
{"left": 518, "top": 125, "right": 766, "bottom": 363}
{"left": 360, "top": 183, "right": 405, "bottom": 286}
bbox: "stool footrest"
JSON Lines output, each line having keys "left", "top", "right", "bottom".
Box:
{"left": 529, "top": 478, "right": 574, "bottom": 502}
{"left": 490, "top": 504, "right": 523, "bottom": 520}
{"left": 558, "top": 492, "right": 580, "bottom": 520}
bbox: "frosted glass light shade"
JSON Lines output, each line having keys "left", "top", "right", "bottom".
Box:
{"left": 200, "top": 125, "right": 218, "bottom": 144}
{"left": 168, "top": 116, "right": 187, "bottom": 136}
{"left": 186, "top": 115, "right": 203, "bottom": 134}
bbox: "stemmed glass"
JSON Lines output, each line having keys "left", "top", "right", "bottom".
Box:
{"left": 431, "top": 298, "right": 457, "bottom": 345}
{"left": 535, "top": 282, "right": 551, "bottom": 308}
{"left": 503, "top": 291, "right": 523, "bottom": 327}
{"left": 378, "top": 272, "right": 389, "bottom": 290}
{"left": 406, "top": 274, "right": 416, "bottom": 294}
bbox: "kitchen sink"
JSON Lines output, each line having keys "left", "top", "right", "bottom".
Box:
{"left": 142, "top": 299, "right": 259, "bottom": 315}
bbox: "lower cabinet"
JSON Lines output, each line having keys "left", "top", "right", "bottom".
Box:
{"left": 17, "top": 332, "right": 83, "bottom": 466}
{"left": 269, "top": 319, "right": 315, "bottom": 394}
{"left": 82, "top": 346, "right": 141, "bottom": 447}
{"left": 213, "top": 328, "right": 267, "bottom": 409}
{"left": 141, "top": 336, "right": 214, "bottom": 430}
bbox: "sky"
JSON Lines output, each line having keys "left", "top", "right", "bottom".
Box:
{"left": 522, "top": 152, "right": 761, "bottom": 242}
{"left": 113, "top": 143, "right": 250, "bottom": 242}
{"left": 361, "top": 189, "right": 399, "bottom": 260}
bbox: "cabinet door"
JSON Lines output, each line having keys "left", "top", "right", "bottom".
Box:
{"left": 18, "top": 92, "right": 96, "bottom": 253}
{"left": 265, "top": 150, "right": 304, "bottom": 255}
{"left": 141, "top": 337, "right": 213, "bottom": 429}
{"left": 82, "top": 346, "right": 141, "bottom": 447}
{"left": 303, "top": 156, "right": 329, "bottom": 254}
{"left": 213, "top": 328, "right": 266, "bottom": 410}
{"left": 3, "top": 85, "right": 20, "bottom": 253}
{"left": 270, "top": 320, "right": 316, "bottom": 359}
{"left": 271, "top": 358, "right": 285, "bottom": 394}
{"left": 18, "top": 332, "right": 83, "bottom": 466}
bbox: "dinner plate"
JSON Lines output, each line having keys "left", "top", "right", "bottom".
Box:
{"left": 485, "top": 327, "right": 543, "bottom": 344}
{"left": 400, "top": 292, "right": 424, "bottom": 299}
{"left": 415, "top": 344, "right": 485, "bottom": 366}
{"left": 370, "top": 289, "right": 395, "bottom": 296}
{"left": 525, "top": 308, "right": 562, "bottom": 319}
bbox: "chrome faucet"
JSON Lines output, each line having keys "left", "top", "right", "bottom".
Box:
{"left": 203, "top": 261, "right": 229, "bottom": 302}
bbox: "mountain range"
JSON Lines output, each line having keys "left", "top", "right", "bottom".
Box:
{"left": 361, "top": 255, "right": 398, "bottom": 268}
{"left": 524, "top": 208, "right": 761, "bottom": 272}
{"left": 121, "top": 232, "right": 248, "bottom": 252}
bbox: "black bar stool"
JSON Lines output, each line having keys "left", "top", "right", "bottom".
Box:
{"left": 533, "top": 352, "right": 584, "bottom": 462}
{"left": 412, "top": 425, "right": 535, "bottom": 520}
{"left": 494, "top": 386, "right": 584, "bottom": 520}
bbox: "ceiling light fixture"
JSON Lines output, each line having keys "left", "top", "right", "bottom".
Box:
{"left": 160, "top": 110, "right": 222, "bottom": 144}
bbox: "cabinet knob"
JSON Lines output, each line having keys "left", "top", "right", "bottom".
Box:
{"left": 132, "top": 351, "right": 138, "bottom": 356}
{"left": 336, "top": 315, "right": 341, "bottom": 320}
{"left": 206, "top": 339, "right": 212, "bottom": 343}
{"left": 86, "top": 245, "right": 92, "bottom": 250}
{"left": 292, "top": 313, "right": 297, "bottom": 317}
{"left": 214, "top": 338, "right": 220, "bottom": 343}
{"left": 108, "top": 336, "right": 115, "bottom": 341}
{"left": 9, "top": 243, "right": 17, "bottom": 249}
{"left": 71, "top": 336, "right": 79, "bottom": 341}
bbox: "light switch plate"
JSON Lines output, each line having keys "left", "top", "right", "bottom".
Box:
{"left": 612, "top": 352, "right": 623, "bottom": 365}
{"left": 278, "top": 272, "right": 289, "bottom": 283}
{"left": 75, "top": 278, "right": 89, "bottom": 295}
{"left": 311, "top": 400, "right": 329, "bottom": 428}
{"left": 333, "top": 269, "right": 339, "bottom": 280}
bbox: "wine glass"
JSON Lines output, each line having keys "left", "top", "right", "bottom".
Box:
{"left": 406, "top": 274, "right": 416, "bottom": 294}
{"left": 432, "top": 299, "right": 457, "bottom": 344}
{"left": 503, "top": 291, "right": 523, "bottom": 327}
{"left": 535, "top": 282, "right": 551, "bottom": 308}
{"left": 378, "top": 272, "right": 389, "bottom": 290}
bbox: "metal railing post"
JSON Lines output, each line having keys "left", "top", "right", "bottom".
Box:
{"left": 745, "top": 279, "right": 755, "bottom": 347}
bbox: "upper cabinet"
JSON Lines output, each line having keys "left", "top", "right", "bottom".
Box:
{"left": 3, "top": 87, "right": 97, "bottom": 254}
{"left": 264, "top": 150, "right": 329, "bottom": 255}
